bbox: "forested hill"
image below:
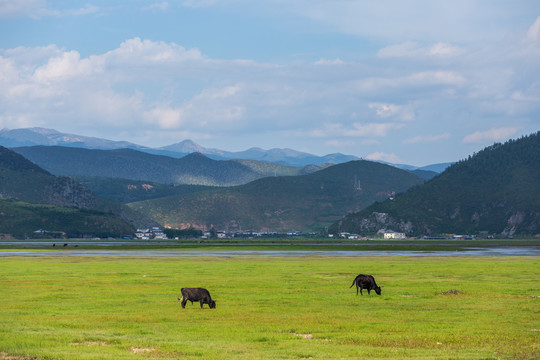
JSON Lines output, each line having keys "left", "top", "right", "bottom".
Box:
{"left": 329, "top": 132, "right": 540, "bottom": 236}
{"left": 12, "top": 146, "right": 322, "bottom": 186}
{"left": 0, "top": 146, "right": 156, "bottom": 237}
{"left": 128, "top": 160, "right": 424, "bottom": 232}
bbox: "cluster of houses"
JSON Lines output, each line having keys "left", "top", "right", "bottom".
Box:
{"left": 29, "top": 226, "right": 476, "bottom": 241}
{"left": 133, "top": 227, "right": 477, "bottom": 241}
{"left": 333, "top": 231, "right": 406, "bottom": 240}
{"left": 135, "top": 227, "right": 168, "bottom": 240}
{"left": 133, "top": 227, "right": 414, "bottom": 240}
{"left": 201, "top": 230, "right": 304, "bottom": 239}
{"left": 134, "top": 228, "right": 304, "bottom": 240}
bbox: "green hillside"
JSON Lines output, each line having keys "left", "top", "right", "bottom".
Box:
{"left": 0, "top": 199, "right": 134, "bottom": 238}
{"left": 0, "top": 146, "right": 155, "bottom": 237}
{"left": 13, "top": 146, "right": 322, "bottom": 186}
{"left": 128, "top": 160, "right": 424, "bottom": 232}
{"left": 329, "top": 132, "right": 540, "bottom": 236}
{"left": 73, "top": 176, "right": 215, "bottom": 203}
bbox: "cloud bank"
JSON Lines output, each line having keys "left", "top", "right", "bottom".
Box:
{"left": 0, "top": 2, "right": 539, "bottom": 165}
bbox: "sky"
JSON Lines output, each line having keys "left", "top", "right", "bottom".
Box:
{"left": 1, "top": 1, "right": 539, "bottom": 166}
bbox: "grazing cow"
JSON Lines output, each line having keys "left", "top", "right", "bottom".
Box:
{"left": 178, "top": 287, "right": 216, "bottom": 309}
{"left": 350, "top": 274, "right": 382, "bottom": 296}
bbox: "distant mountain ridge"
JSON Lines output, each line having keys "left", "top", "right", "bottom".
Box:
{"left": 160, "top": 139, "right": 210, "bottom": 154}
{"left": 12, "top": 146, "right": 324, "bottom": 186}
{"left": 0, "top": 127, "right": 144, "bottom": 150}
{"left": 0, "top": 127, "right": 449, "bottom": 171}
{"left": 329, "top": 132, "right": 540, "bottom": 236}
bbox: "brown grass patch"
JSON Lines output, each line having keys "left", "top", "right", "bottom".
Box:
{"left": 131, "top": 347, "right": 156, "bottom": 354}
{"left": 71, "top": 340, "right": 110, "bottom": 347}
{"left": 438, "top": 289, "right": 463, "bottom": 295}
{"left": 0, "top": 353, "right": 41, "bottom": 360}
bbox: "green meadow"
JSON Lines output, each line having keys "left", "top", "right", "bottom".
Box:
{"left": 0, "top": 256, "right": 538, "bottom": 359}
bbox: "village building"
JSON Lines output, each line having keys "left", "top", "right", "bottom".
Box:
{"left": 383, "top": 231, "right": 406, "bottom": 239}
{"left": 135, "top": 227, "right": 168, "bottom": 240}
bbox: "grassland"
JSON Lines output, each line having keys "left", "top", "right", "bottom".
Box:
{"left": 0, "top": 256, "right": 538, "bottom": 359}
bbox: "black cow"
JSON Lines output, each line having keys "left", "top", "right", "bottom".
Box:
{"left": 178, "top": 287, "right": 216, "bottom": 309}
{"left": 350, "top": 274, "right": 382, "bottom": 296}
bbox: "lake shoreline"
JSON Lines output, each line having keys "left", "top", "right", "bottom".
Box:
{"left": 2, "top": 238, "right": 539, "bottom": 256}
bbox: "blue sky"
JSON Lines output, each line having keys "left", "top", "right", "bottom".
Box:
{"left": 1, "top": 1, "right": 539, "bottom": 166}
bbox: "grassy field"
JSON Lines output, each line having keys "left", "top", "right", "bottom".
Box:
{"left": 0, "top": 256, "right": 538, "bottom": 359}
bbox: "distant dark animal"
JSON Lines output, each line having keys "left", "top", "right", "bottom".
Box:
{"left": 178, "top": 287, "right": 216, "bottom": 309}
{"left": 350, "top": 274, "right": 382, "bottom": 296}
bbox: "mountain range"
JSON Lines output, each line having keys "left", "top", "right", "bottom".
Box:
{"left": 2, "top": 127, "right": 536, "bottom": 238}
{"left": 0, "top": 127, "right": 448, "bottom": 171}
{"left": 12, "top": 146, "right": 325, "bottom": 186}
{"left": 0, "top": 142, "right": 426, "bottom": 235}
{"left": 128, "top": 160, "right": 425, "bottom": 232}
{"left": 329, "top": 132, "right": 540, "bottom": 236}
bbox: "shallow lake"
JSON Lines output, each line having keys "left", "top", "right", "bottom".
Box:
{"left": 0, "top": 247, "right": 538, "bottom": 257}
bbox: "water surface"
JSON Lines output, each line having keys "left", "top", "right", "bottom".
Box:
{"left": 1, "top": 247, "right": 538, "bottom": 257}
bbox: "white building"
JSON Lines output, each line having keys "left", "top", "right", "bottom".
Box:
{"left": 135, "top": 227, "right": 167, "bottom": 240}
{"left": 384, "top": 231, "right": 406, "bottom": 239}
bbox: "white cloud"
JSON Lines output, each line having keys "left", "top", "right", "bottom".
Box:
{"left": 350, "top": 123, "right": 403, "bottom": 137}
{"left": 462, "top": 127, "right": 519, "bottom": 144}
{"left": 305, "top": 122, "right": 403, "bottom": 139}
{"left": 366, "top": 151, "right": 400, "bottom": 163}
{"left": 0, "top": 39, "right": 254, "bottom": 136}
{"left": 143, "top": 85, "right": 246, "bottom": 130}
{"left": 376, "top": 41, "right": 418, "bottom": 58}
{"left": 369, "top": 102, "right": 416, "bottom": 121}
{"left": 377, "top": 42, "right": 463, "bottom": 58}
{"left": 280, "top": 1, "right": 540, "bottom": 44}
{"left": 526, "top": 16, "right": 540, "bottom": 42}
{"left": 369, "top": 103, "right": 401, "bottom": 118}
{"left": 511, "top": 89, "right": 540, "bottom": 102}
{"left": 182, "top": 0, "right": 220, "bottom": 8}
{"left": 324, "top": 139, "right": 356, "bottom": 148}
{"left": 0, "top": 0, "right": 100, "bottom": 18}
{"left": 64, "top": 4, "right": 100, "bottom": 16}
{"left": 144, "top": 2, "right": 169, "bottom": 12}
{"left": 33, "top": 51, "right": 104, "bottom": 83}
{"left": 352, "top": 70, "right": 466, "bottom": 97}
{"left": 407, "top": 71, "right": 466, "bottom": 86}
{"left": 144, "top": 106, "right": 184, "bottom": 129}
{"left": 428, "top": 42, "right": 464, "bottom": 57}
{"left": 106, "top": 37, "right": 205, "bottom": 64}
{"left": 403, "top": 133, "right": 451, "bottom": 144}
{"left": 3, "top": 45, "right": 61, "bottom": 65}
{"left": 79, "top": 91, "right": 144, "bottom": 127}
{"left": 0, "top": 56, "right": 16, "bottom": 83}
{"left": 198, "top": 85, "right": 242, "bottom": 100}
{"left": 314, "top": 58, "right": 345, "bottom": 66}
{"left": 0, "top": 0, "right": 50, "bottom": 18}
{"left": 184, "top": 85, "right": 246, "bottom": 124}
